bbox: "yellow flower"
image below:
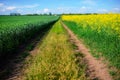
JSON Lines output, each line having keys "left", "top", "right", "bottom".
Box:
{"left": 62, "top": 14, "right": 120, "bottom": 35}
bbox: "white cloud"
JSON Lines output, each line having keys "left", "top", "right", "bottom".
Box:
{"left": 43, "top": 8, "right": 49, "bottom": 13}
{"left": 81, "top": 6, "right": 86, "bottom": 9}
{"left": 6, "top": 6, "right": 16, "bottom": 10}
{"left": 57, "top": 8, "right": 62, "bottom": 10}
{"left": 0, "top": 3, "right": 4, "bottom": 7}
{"left": 0, "top": 9, "right": 5, "bottom": 12}
{"left": 80, "top": 6, "right": 87, "bottom": 12}
{"left": 82, "top": 0, "right": 96, "bottom": 6}
{"left": 97, "top": 8, "right": 108, "bottom": 13}
{"left": 57, "top": 7, "right": 77, "bottom": 13}
{"left": 0, "top": 3, "right": 39, "bottom": 13}
{"left": 55, "top": 7, "right": 70, "bottom": 13}
{"left": 16, "top": 9, "right": 23, "bottom": 13}
{"left": 1, "top": 4, "right": 39, "bottom": 10}
{"left": 36, "top": 10, "right": 42, "bottom": 14}
{"left": 112, "top": 8, "right": 120, "bottom": 13}
{"left": 54, "top": 6, "right": 92, "bottom": 14}
{"left": 79, "top": 6, "right": 92, "bottom": 13}
{"left": 20, "top": 4, "right": 39, "bottom": 8}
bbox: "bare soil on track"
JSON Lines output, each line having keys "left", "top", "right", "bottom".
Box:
{"left": 61, "top": 21, "right": 112, "bottom": 80}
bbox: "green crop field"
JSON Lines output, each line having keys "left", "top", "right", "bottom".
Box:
{"left": 0, "top": 14, "right": 120, "bottom": 80}
{"left": 0, "top": 16, "right": 59, "bottom": 57}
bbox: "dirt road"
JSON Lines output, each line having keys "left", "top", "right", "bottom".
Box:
{"left": 61, "top": 21, "right": 112, "bottom": 80}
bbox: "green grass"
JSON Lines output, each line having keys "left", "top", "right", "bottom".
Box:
{"left": 0, "top": 16, "right": 59, "bottom": 57}
{"left": 21, "top": 21, "right": 88, "bottom": 80}
{"left": 63, "top": 21, "right": 120, "bottom": 80}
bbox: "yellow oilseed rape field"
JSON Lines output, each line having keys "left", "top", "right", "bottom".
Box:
{"left": 62, "top": 14, "right": 120, "bottom": 79}
{"left": 62, "top": 14, "right": 120, "bottom": 35}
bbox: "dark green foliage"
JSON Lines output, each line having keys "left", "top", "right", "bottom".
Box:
{"left": 0, "top": 16, "right": 59, "bottom": 57}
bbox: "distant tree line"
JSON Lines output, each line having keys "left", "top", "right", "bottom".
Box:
{"left": 8, "top": 12, "right": 103, "bottom": 16}
{"left": 9, "top": 12, "right": 54, "bottom": 16}
{"left": 10, "top": 13, "right": 21, "bottom": 16}
{"left": 25, "top": 12, "right": 53, "bottom": 16}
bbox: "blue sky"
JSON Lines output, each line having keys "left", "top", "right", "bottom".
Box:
{"left": 0, "top": 0, "right": 120, "bottom": 14}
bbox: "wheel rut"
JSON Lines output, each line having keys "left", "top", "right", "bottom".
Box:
{"left": 61, "top": 21, "right": 112, "bottom": 80}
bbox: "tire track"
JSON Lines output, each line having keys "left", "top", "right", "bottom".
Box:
{"left": 61, "top": 21, "right": 112, "bottom": 80}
